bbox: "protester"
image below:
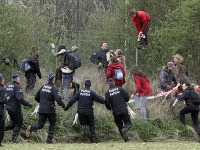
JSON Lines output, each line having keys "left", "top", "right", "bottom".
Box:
{"left": 0, "top": 74, "right": 7, "bottom": 147}
{"left": 158, "top": 62, "right": 177, "bottom": 92}
{"left": 106, "top": 56, "right": 126, "bottom": 86}
{"left": 115, "top": 49, "right": 126, "bottom": 68}
{"left": 177, "top": 82, "right": 200, "bottom": 135}
{"left": 130, "top": 65, "right": 152, "bottom": 120}
{"left": 25, "top": 46, "right": 42, "bottom": 94}
{"left": 90, "top": 41, "right": 109, "bottom": 77}
{"left": 64, "top": 79, "right": 104, "bottom": 143}
{"left": 129, "top": 9, "right": 151, "bottom": 49}
{"left": 173, "top": 54, "right": 189, "bottom": 84}
{"left": 105, "top": 78, "right": 132, "bottom": 142}
{"left": 26, "top": 73, "right": 65, "bottom": 144}
{"left": 5, "top": 73, "right": 32, "bottom": 143}
{"left": 106, "top": 49, "right": 116, "bottom": 64}
{"left": 51, "top": 44, "right": 80, "bottom": 102}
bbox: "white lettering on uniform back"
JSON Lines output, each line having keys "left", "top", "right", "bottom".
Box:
{"left": 80, "top": 90, "right": 90, "bottom": 97}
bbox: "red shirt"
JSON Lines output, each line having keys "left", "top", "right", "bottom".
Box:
{"left": 133, "top": 75, "right": 152, "bottom": 96}
{"left": 131, "top": 11, "right": 150, "bottom": 33}
{"left": 106, "top": 63, "right": 126, "bottom": 86}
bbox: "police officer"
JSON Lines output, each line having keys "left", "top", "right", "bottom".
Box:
{"left": 0, "top": 73, "right": 7, "bottom": 146}
{"left": 105, "top": 78, "right": 132, "bottom": 142}
{"left": 26, "top": 73, "right": 65, "bottom": 143}
{"left": 5, "top": 73, "right": 32, "bottom": 143}
{"left": 64, "top": 79, "right": 105, "bottom": 143}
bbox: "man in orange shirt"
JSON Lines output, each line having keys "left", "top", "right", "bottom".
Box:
{"left": 129, "top": 9, "right": 151, "bottom": 49}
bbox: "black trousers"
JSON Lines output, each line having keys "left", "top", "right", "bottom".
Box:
{"left": 0, "top": 115, "right": 5, "bottom": 143}
{"left": 25, "top": 72, "right": 36, "bottom": 93}
{"left": 32, "top": 113, "right": 56, "bottom": 140}
{"left": 180, "top": 106, "right": 200, "bottom": 134}
{"left": 78, "top": 113, "right": 95, "bottom": 135}
{"left": 139, "top": 21, "right": 151, "bottom": 45}
{"left": 4, "top": 112, "right": 23, "bottom": 142}
{"left": 114, "top": 113, "right": 131, "bottom": 132}
{"left": 33, "top": 113, "right": 56, "bottom": 130}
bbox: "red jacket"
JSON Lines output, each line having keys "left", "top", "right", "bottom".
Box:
{"left": 106, "top": 63, "right": 126, "bottom": 86}
{"left": 133, "top": 75, "right": 152, "bottom": 96}
{"left": 131, "top": 11, "right": 150, "bottom": 33}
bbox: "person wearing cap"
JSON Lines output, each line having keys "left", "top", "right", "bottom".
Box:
{"left": 51, "top": 44, "right": 80, "bottom": 102}
{"left": 0, "top": 74, "right": 7, "bottom": 147}
{"left": 26, "top": 73, "right": 65, "bottom": 143}
{"left": 129, "top": 9, "right": 151, "bottom": 49}
{"left": 4, "top": 73, "right": 32, "bottom": 143}
{"left": 173, "top": 54, "right": 190, "bottom": 84}
{"left": 25, "top": 46, "right": 42, "bottom": 94}
{"left": 64, "top": 79, "right": 105, "bottom": 143}
{"left": 158, "top": 62, "right": 177, "bottom": 92}
{"left": 105, "top": 78, "right": 132, "bottom": 142}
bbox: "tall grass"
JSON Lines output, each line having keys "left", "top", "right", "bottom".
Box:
{"left": 3, "top": 65, "right": 199, "bottom": 143}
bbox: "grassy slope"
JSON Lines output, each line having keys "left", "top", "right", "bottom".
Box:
{"left": 1, "top": 141, "right": 200, "bottom": 150}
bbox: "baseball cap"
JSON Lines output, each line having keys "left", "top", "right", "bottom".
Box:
{"left": 13, "top": 73, "right": 20, "bottom": 79}
{"left": 48, "top": 73, "right": 55, "bottom": 81}
{"left": 167, "top": 62, "right": 175, "bottom": 67}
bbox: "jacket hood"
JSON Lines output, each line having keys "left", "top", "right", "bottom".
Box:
{"left": 108, "top": 63, "right": 122, "bottom": 69}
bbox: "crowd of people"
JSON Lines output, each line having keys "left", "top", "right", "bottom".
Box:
{"left": 0, "top": 9, "right": 199, "bottom": 147}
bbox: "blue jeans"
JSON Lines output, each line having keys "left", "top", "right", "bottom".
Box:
{"left": 62, "top": 72, "right": 75, "bottom": 102}
{"left": 134, "top": 95, "right": 147, "bottom": 120}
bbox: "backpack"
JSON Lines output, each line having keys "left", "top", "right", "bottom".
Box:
{"left": 190, "top": 89, "right": 200, "bottom": 105}
{"left": 90, "top": 53, "right": 98, "bottom": 64}
{"left": 113, "top": 69, "right": 123, "bottom": 80}
{"left": 64, "top": 52, "right": 81, "bottom": 70}
{"left": 20, "top": 59, "right": 31, "bottom": 72}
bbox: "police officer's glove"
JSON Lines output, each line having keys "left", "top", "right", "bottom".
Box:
{"left": 64, "top": 106, "right": 69, "bottom": 111}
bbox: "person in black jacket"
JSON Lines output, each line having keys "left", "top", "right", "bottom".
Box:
{"left": 64, "top": 79, "right": 105, "bottom": 143}
{"left": 0, "top": 74, "right": 7, "bottom": 147}
{"left": 158, "top": 62, "right": 177, "bottom": 92}
{"left": 25, "top": 46, "right": 42, "bottom": 94}
{"left": 26, "top": 73, "right": 65, "bottom": 143}
{"left": 4, "top": 73, "right": 32, "bottom": 143}
{"left": 177, "top": 82, "right": 200, "bottom": 134}
{"left": 90, "top": 41, "right": 109, "bottom": 77}
{"left": 105, "top": 78, "right": 132, "bottom": 142}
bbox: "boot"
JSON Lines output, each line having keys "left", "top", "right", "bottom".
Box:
{"left": 11, "top": 131, "right": 20, "bottom": 143}
{"left": 80, "top": 125, "right": 86, "bottom": 136}
{"left": 0, "top": 131, "right": 4, "bottom": 144}
{"left": 120, "top": 131, "right": 129, "bottom": 142}
{"left": 90, "top": 134, "right": 96, "bottom": 143}
{"left": 46, "top": 130, "right": 54, "bottom": 144}
{"left": 26, "top": 125, "right": 35, "bottom": 137}
{"left": 121, "top": 123, "right": 131, "bottom": 134}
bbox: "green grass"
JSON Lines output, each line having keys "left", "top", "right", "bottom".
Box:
{"left": 1, "top": 141, "right": 200, "bottom": 150}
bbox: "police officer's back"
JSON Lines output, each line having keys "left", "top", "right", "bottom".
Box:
{"left": 5, "top": 73, "right": 32, "bottom": 143}
{"left": 64, "top": 79, "right": 105, "bottom": 143}
{"left": 0, "top": 74, "right": 7, "bottom": 146}
{"left": 105, "top": 78, "right": 131, "bottom": 142}
{"left": 26, "top": 73, "right": 65, "bottom": 144}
